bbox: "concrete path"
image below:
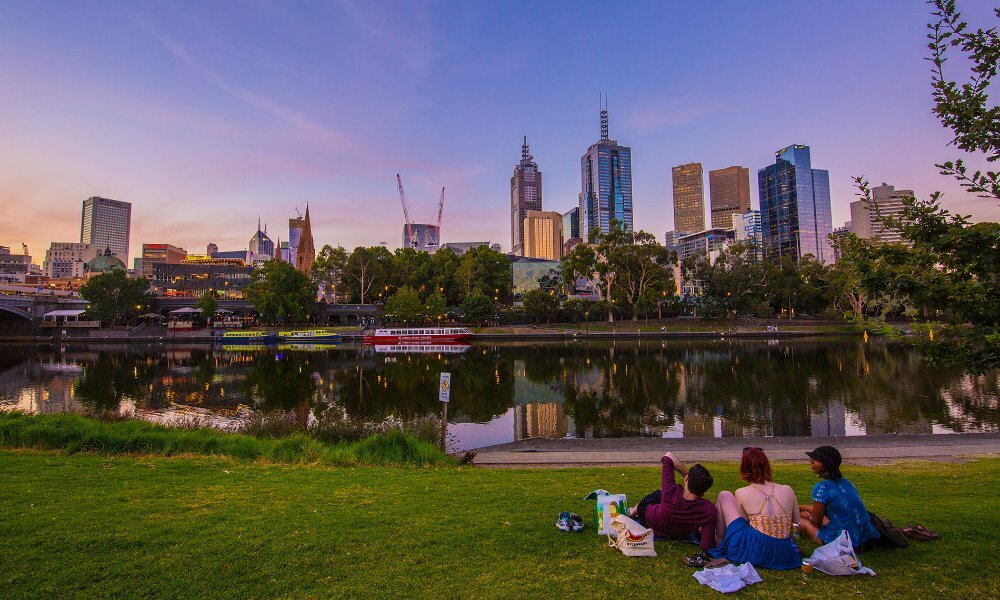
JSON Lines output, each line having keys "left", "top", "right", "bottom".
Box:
{"left": 472, "top": 433, "right": 1000, "bottom": 468}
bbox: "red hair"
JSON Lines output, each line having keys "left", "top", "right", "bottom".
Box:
{"left": 740, "top": 447, "right": 773, "bottom": 484}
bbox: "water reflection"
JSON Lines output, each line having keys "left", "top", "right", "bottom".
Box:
{"left": 0, "top": 340, "right": 997, "bottom": 451}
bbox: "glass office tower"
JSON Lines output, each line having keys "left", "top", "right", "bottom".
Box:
{"left": 757, "top": 145, "right": 833, "bottom": 264}
{"left": 80, "top": 196, "right": 132, "bottom": 262}
{"left": 580, "top": 108, "right": 633, "bottom": 237}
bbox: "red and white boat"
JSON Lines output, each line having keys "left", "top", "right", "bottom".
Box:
{"left": 362, "top": 326, "right": 472, "bottom": 344}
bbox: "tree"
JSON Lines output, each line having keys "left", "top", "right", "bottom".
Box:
{"left": 522, "top": 288, "right": 560, "bottom": 324}
{"left": 616, "top": 230, "right": 675, "bottom": 320}
{"left": 340, "top": 246, "right": 392, "bottom": 304}
{"left": 430, "top": 247, "right": 462, "bottom": 306}
{"left": 384, "top": 286, "right": 423, "bottom": 324}
{"left": 196, "top": 290, "right": 218, "bottom": 321}
{"left": 456, "top": 246, "right": 510, "bottom": 303}
{"left": 561, "top": 219, "right": 633, "bottom": 322}
{"left": 461, "top": 291, "right": 494, "bottom": 326}
{"left": 691, "top": 241, "right": 767, "bottom": 318}
{"left": 424, "top": 291, "right": 447, "bottom": 323}
{"left": 245, "top": 260, "right": 317, "bottom": 324}
{"left": 78, "top": 270, "right": 154, "bottom": 326}
{"left": 312, "top": 245, "right": 347, "bottom": 302}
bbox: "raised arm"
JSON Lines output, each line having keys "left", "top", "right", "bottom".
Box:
{"left": 664, "top": 452, "right": 688, "bottom": 477}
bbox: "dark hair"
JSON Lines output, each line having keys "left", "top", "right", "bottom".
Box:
{"left": 740, "top": 447, "right": 773, "bottom": 485}
{"left": 687, "top": 464, "right": 714, "bottom": 496}
{"left": 807, "top": 446, "right": 843, "bottom": 480}
{"left": 818, "top": 463, "right": 843, "bottom": 481}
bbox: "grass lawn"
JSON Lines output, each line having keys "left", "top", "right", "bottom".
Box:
{"left": 1, "top": 452, "right": 996, "bottom": 599}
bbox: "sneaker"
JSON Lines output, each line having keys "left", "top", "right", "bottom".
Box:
{"left": 569, "top": 513, "right": 585, "bottom": 532}
{"left": 556, "top": 511, "right": 571, "bottom": 532}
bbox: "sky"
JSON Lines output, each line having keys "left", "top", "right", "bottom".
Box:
{"left": 2, "top": 0, "right": 998, "bottom": 265}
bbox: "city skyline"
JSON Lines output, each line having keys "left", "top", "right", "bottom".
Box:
{"left": 3, "top": 1, "right": 999, "bottom": 264}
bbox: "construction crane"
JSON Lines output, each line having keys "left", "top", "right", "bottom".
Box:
{"left": 396, "top": 174, "right": 415, "bottom": 248}
{"left": 21, "top": 243, "right": 28, "bottom": 256}
{"left": 435, "top": 187, "right": 445, "bottom": 228}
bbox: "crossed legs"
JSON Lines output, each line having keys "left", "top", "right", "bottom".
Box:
{"left": 715, "top": 490, "right": 744, "bottom": 541}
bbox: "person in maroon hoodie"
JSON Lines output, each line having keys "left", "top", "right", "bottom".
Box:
{"left": 630, "top": 452, "right": 717, "bottom": 552}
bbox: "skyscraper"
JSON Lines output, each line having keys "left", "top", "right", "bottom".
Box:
{"left": 580, "top": 105, "right": 632, "bottom": 238}
{"left": 294, "top": 204, "right": 316, "bottom": 274}
{"left": 672, "top": 163, "right": 705, "bottom": 234}
{"left": 709, "top": 166, "right": 751, "bottom": 229}
{"left": 80, "top": 196, "right": 131, "bottom": 262}
{"left": 758, "top": 145, "right": 834, "bottom": 264}
{"left": 511, "top": 137, "right": 542, "bottom": 255}
{"left": 850, "top": 184, "right": 911, "bottom": 244}
{"left": 562, "top": 207, "right": 580, "bottom": 241}
{"left": 524, "top": 210, "right": 564, "bottom": 260}
{"left": 248, "top": 219, "right": 275, "bottom": 266}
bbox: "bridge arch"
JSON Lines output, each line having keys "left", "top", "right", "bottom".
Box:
{"left": 0, "top": 305, "right": 33, "bottom": 320}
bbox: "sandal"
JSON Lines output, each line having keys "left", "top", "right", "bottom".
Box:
{"left": 902, "top": 525, "right": 938, "bottom": 541}
{"left": 684, "top": 552, "right": 710, "bottom": 568}
{"left": 913, "top": 525, "right": 941, "bottom": 540}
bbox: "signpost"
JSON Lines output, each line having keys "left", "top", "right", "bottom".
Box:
{"left": 439, "top": 373, "right": 451, "bottom": 451}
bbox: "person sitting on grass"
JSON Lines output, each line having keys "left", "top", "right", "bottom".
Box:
{"left": 704, "top": 447, "right": 802, "bottom": 570}
{"left": 798, "top": 445, "right": 880, "bottom": 550}
{"left": 629, "top": 451, "right": 717, "bottom": 553}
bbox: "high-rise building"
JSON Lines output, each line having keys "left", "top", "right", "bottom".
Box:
{"left": 294, "top": 204, "right": 316, "bottom": 274}
{"left": 523, "top": 210, "right": 564, "bottom": 261}
{"left": 141, "top": 244, "right": 187, "bottom": 279}
{"left": 511, "top": 137, "right": 542, "bottom": 255}
{"left": 758, "top": 145, "right": 834, "bottom": 264}
{"left": 709, "top": 166, "right": 751, "bottom": 229}
{"left": 732, "top": 210, "right": 762, "bottom": 259}
{"left": 80, "top": 196, "right": 131, "bottom": 263}
{"left": 562, "top": 207, "right": 580, "bottom": 241}
{"left": 248, "top": 220, "right": 275, "bottom": 267}
{"left": 672, "top": 163, "right": 705, "bottom": 234}
{"left": 850, "top": 184, "right": 911, "bottom": 244}
{"left": 580, "top": 106, "right": 632, "bottom": 237}
{"left": 43, "top": 242, "right": 101, "bottom": 279}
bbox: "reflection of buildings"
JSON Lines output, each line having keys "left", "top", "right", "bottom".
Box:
{"left": 514, "top": 403, "right": 567, "bottom": 440}
{"left": 810, "top": 400, "right": 847, "bottom": 437}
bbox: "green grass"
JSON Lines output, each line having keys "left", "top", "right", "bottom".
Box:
{"left": 0, "top": 412, "right": 454, "bottom": 468}
{"left": 0, "top": 451, "right": 995, "bottom": 599}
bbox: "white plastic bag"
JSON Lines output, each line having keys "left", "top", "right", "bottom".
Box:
{"left": 606, "top": 514, "right": 656, "bottom": 557}
{"left": 808, "top": 530, "right": 876, "bottom": 576}
{"left": 693, "top": 563, "right": 762, "bottom": 594}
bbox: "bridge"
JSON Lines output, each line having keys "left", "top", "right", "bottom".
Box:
{"left": 0, "top": 295, "right": 89, "bottom": 320}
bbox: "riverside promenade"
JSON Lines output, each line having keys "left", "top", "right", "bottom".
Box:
{"left": 472, "top": 433, "right": 1000, "bottom": 468}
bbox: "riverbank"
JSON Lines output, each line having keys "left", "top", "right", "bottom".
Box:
{"left": 1, "top": 451, "right": 996, "bottom": 598}
{"left": 472, "top": 433, "right": 1000, "bottom": 468}
{"left": 0, "top": 321, "right": 858, "bottom": 344}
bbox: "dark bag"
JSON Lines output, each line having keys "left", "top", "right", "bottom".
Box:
{"left": 867, "top": 511, "right": 908, "bottom": 549}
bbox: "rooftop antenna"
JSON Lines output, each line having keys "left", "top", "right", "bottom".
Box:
{"left": 521, "top": 136, "right": 529, "bottom": 162}
{"left": 600, "top": 93, "right": 609, "bottom": 141}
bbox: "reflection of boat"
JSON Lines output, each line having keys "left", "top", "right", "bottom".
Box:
{"left": 277, "top": 343, "right": 341, "bottom": 351}
{"left": 221, "top": 331, "right": 276, "bottom": 344}
{"left": 363, "top": 327, "right": 471, "bottom": 344}
{"left": 374, "top": 343, "right": 471, "bottom": 354}
{"left": 221, "top": 344, "right": 268, "bottom": 352}
{"left": 277, "top": 329, "right": 342, "bottom": 343}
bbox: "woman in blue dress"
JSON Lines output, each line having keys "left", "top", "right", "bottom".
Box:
{"left": 798, "top": 445, "right": 880, "bottom": 550}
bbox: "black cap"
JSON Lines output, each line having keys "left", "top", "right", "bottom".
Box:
{"left": 806, "top": 445, "right": 842, "bottom": 470}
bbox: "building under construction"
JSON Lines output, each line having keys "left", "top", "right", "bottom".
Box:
{"left": 397, "top": 174, "right": 445, "bottom": 252}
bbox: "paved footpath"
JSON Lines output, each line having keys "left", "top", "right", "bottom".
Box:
{"left": 472, "top": 433, "right": 1000, "bottom": 468}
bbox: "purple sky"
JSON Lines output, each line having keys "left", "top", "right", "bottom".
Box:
{"left": 2, "top": 1, "right": 997, "bottom": 264}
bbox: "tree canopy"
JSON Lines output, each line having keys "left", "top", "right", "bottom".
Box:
{"left": 245, "top": 260, "right": 317, "bottom": 324}
{"left": 78, "top": 270, "right": 154, "bottom": 326}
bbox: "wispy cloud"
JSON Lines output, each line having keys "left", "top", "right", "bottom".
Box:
{"left": 333, "top": 0, "right": 440, "bottom": 75}
{"left": 625, "top": 97, "right": 733, "bottom": 132}
{"left": 131, "top": 13, "right": 355, "bottom": 149}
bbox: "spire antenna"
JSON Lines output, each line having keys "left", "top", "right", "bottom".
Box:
{"left": 600, "top": 93, "right": 609, "bottom": 140}
{"left": 521, "top": 136, "right": 529, "bottom": 162}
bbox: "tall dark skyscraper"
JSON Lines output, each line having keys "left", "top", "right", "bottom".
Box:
{"left": 511, "top": 137, "right": 542, "bottom": 255}
{"left": 80, "top": 196, "right": 131, "bottom": 262}
{"left": 709, "top": 166, "right": 751, "bottom": 229}
{"left": 580, "top": 105, "right": 632, "bottom": 237}
{"left": 758, "top": 145, "right": 834, "bottom": 264}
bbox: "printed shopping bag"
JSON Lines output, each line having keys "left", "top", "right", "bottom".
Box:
{"left": 606, "top": 514, "right": 656, "bottom": 557}
{"left": 583, "top": 489, "right": 629, "bottom": 536}
{"left": 808, "top": 530, "right": 876, "bottom": 576}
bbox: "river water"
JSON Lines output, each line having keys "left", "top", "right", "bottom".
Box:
{"left": 1, "top": 339, "right": 997, "bottom": 451}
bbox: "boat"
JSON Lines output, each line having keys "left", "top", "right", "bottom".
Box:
{"left": 362, "top": 326, "right": 472, "bottom": 344}
{"left": 220, "top": 330, "right": 276, "bottom": 344}
{"left": 276, "top": 329, "right": 342, "bottom": 343}
{"left": 373, "top": 343, "right": 471, "bottom": 354}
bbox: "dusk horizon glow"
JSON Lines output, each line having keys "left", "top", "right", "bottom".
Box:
{"left": 3, "top": 1, "right": 999, "bottom": 264}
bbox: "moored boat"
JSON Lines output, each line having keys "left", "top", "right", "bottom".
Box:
{"left": 220, "top": 330, "right": 276, "bottom": 344}
{"left": 362, "top": 326, "right": 471, "bottom": 344}
{"left": 276, "top": 329, "right": 342, "bottom": 343}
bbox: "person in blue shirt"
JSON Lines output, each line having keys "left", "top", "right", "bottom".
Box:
{"left": 798, "top": 445, "right": 880, "bottom": 550}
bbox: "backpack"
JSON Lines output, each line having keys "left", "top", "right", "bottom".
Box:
{"left": 867, "top": 511, "right": 908, "bottom": 549}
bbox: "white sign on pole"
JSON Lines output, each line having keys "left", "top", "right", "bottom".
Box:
{"left": 439, "top": 372, "right": 451, "bottom": 403}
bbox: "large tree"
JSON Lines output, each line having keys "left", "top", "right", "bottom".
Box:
{"left": 78, "top": 270, "right": 154, "bottom": 326}
{"left": 245, "top": 260, "right": 317, "bottom": 324}
{"left": 616, "top": 230, "right": 675, "bottom": 320}
{"left": 312, "top": 245, "right": 348, "bottom": 303}
{"left": 522, "top": 288, "right": 560, "bottom": 324}
{"left": 692, "top": 241, "right": 768, "bottom": 318}
{"left": 561, "top": 219, "right": 633, "bottom": 322}
{"left": 383, "top": 286, "right": 423, "bottom": 324}
{"left": 455, "top": 246, "right": 510, "bottom": 303}
{"left": 340, "top": 246, "right": 392, "bottom": 304}
{"left": 196, "top": 290, "right": 218, "bottom": 321}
